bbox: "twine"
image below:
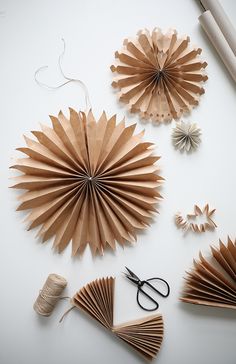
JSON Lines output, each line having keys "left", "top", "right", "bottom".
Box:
{"left": 34, "top": 38, "right": 92, "bottom": 112}
{"left": 33, "top": 273, "right": 68, "bottom": 317}
{"left": 59, "top": 305, "right": 75, "bottom": 323}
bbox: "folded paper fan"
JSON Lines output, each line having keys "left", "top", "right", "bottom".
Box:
{"left": 10, "top": 109, "right": 163, "bottom": 256}
{"left": 111, "top": 28, "right": 208, "bottom": 123}
{"left": 73, "top": 277, "right": 164, "bottom": 360}
{"left": 180, "top": 237, "right": 236, "bottom": 309}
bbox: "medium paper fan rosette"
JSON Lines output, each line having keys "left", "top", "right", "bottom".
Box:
{"left": 111, "top": 28, "right": 208, "bottom": 123}
{"left": 11, "top": 109, "right": 163, "bottom": 256}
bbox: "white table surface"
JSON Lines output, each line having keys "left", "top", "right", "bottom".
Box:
{"left": 1, "top": 0, "right": 236, "bottom": 363}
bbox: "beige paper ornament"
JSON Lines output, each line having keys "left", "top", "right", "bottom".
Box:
{"left": 180, "top": 237, "right": 236, "bottom": 309}
{"left": 72, "top": 277, "right": 164, "bottom": 360}
{"left": 172, "top": 121, "right": 201, "bottom": 152}
{"left": 111, "top": 28, "right": 208, "bottom": 123}
{"left": 11, "top": 109, "right": 163, "bottom": 256}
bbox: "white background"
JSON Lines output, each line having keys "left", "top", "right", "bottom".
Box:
{"left": 1, "top": 0, "right": 236, "bottom": 363}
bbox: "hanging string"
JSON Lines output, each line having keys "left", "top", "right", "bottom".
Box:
{"left": 33, "top": 273, "right": 68, "bottom": 317}
{"left": 34, "top": 38, "right": 92, "bottom": 112}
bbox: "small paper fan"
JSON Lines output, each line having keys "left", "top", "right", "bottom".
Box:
{"left": 114, "top": 315, "right": 163, "bottom": 360}
{"left": 111, "top": 28, "right": 207, "bottom": 123}
{"left": 180, "top": 237, "right": 236, "bottom": 309}
{"left": 73, "top": 277, "right": 114, "bottom": 330}
{"left": 72, "top": 277, "right": 164, "bottom": 360}
{"left": 11, "top": 109, "right": 163, "bottom": 256}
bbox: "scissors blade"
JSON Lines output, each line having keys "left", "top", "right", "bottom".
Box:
{"left": 124, "top": 267, "right": 140, "bottom": 284}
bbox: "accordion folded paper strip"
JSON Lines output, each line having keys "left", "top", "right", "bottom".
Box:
{"left": 180, "top": 237, "right": 236, "bottom": 309}
{"left": 175, "top": 204, "right": 217, "bottom": 233}
{"left": 111, "top": 28, "right": 208, "bottom": 123}
{"left": 10, "top": 109, "right": 163, "bottom": 256}
{"left": 72, "top": 277, "right": 164, "bottom": 360}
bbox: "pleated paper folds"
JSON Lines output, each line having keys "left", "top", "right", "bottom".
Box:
{"left": 175, "top": 204, "right": 217, "bottom": 233}
{"left": 111, "top": 28, "right": 208, "bottom": 123}
{"left": 11, "top": 109, "right": 162, "bottom": 256}
{"left": 73, "top": 277, "right": 164, "bottom": 360}
{"left": 180, "top": 237, "right": 236, "bottom": 309}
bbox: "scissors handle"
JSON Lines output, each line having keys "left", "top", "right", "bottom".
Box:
{"left": 146, "top": 278, "right": 170, "bottom": 297}
{"left": 136, "top": 278, "right": 170, "bottom": 311}
{"left": 137, "top": 287, "right": 159, "bottom": 311}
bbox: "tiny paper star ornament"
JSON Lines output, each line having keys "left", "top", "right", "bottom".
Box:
{"left": 175, "top": 204, "right": 217, "bottom": 233}
{"left": 172, "top": 121, "right": 201, "bottom": 152}
{"left": 111, "top": 28, "right": 208, "bottom": 123}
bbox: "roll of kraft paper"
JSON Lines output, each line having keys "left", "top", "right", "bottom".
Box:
{"left": 200, "top": 0, "right": 236, "bottom": 55}
{"left": 199, "top": 10, "right": 236, "bottom": 83}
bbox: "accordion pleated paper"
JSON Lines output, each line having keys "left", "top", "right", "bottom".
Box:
{"left": 111, "top": 28, "right": 208, "bottom": 123}
{"left": 73, "top": 277, "right": 164, "bottom": 360}
{"left": 175, "top": 204, "right": 217, "bottom": 233}
{"left": 11, "top": 109, "right": 163, "bottom": 256}
{"left": 180, "top": 237, "right": 236, "bottom": 309}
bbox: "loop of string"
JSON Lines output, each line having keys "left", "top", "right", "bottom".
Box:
{"left": 33, "top": 273, "right": 68, "bottom": 317}
{"left": 34, "top": 38, "right": 92, "bottom": 112}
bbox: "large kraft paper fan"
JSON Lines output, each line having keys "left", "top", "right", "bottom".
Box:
{"left": 180, "top": 237, "right": 236, "bottom": 309}
{"left": 11, "top": 109, "right": 163, "bottom": 256}
{"left": 111, "top": 28, "right": 208, "bottom": 123}
{"left": 72, "top": 277, "right": 164, "bottom": 360}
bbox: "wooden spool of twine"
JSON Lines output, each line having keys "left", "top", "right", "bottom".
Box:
{"left": 33, "top": 273, "right": 67, "bottom": 316}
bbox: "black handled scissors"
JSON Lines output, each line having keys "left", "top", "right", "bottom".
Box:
{"left": 124, "top": 267, "right": 170, "bottom": 311}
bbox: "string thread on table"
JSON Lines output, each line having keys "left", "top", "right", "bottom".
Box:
{"left": 33, "top": 273, "right": 68, "bottom": 317}
{"left": 34, "top": 38, "right": 92, "bottom": 112}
